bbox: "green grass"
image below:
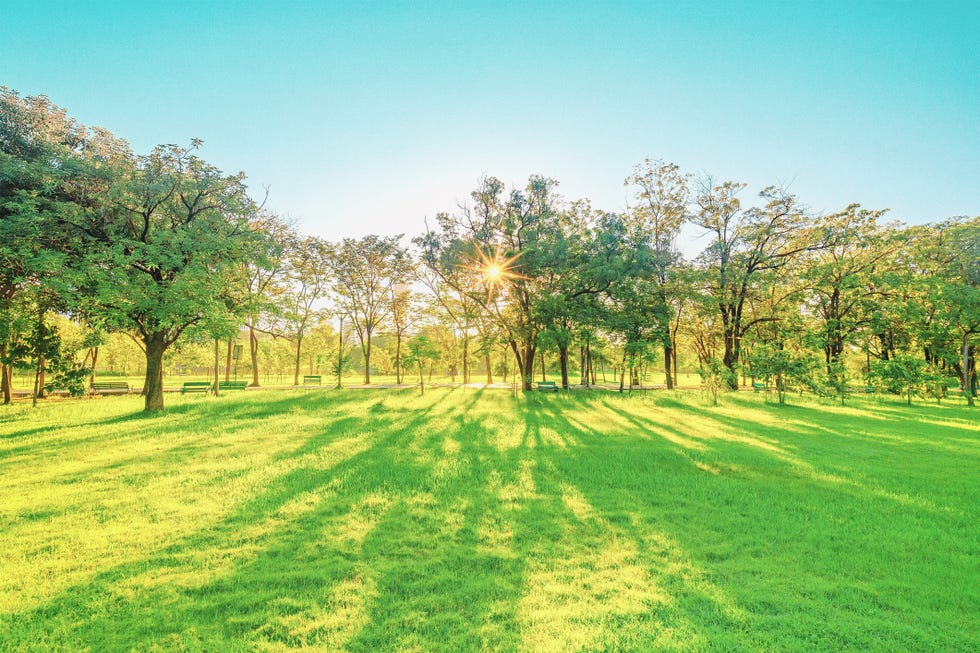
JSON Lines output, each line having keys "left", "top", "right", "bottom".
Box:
{"left": 0, "top": 389, "right": 977, "bottom": 652}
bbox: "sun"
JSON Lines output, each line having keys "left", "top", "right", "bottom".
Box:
{"left": 485, "top": 263, "right": 503, "bottom": 282}
{"left": 464, "top": 243, "right": 525, "bottom": 295}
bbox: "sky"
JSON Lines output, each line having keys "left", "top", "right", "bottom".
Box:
{"left": 3, "top": 1, "right": 978, "bottom": 251}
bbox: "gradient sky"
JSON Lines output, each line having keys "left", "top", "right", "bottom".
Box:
{"left": 3, "top": 1, "right": 978, "bottom": 249}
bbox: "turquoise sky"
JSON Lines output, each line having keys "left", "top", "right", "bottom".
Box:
{"left": 3, "top": 1, "right": 978, "bottom": 246}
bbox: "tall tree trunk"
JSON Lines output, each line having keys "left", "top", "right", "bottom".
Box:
{"left": 485, "top": 353, "right": 493, "bottom": 384}
{"left": 225, "top": 340, "right": 232, "bottom": 382}
{"left": 1, "top": 342, "right": 12, "bottom": 404}
{"left": 619, "top": 350, "right": 627, "bottom": 393}
{"left": 964, "top": 333, "right": 975, "bottom": 408}
{"left": 722, "top": 315, "right": 740, "bottom": 390}
{"left": 540, "top": 351, "right": 546, "bottom": 382}
{"left": 510, "top": 340, "right": 536, "bottom": 391}
{"left": 248, "top": 323, "right": 261, "bottom": 387}
{"left": 462, "top": 330, "right": 469, "bottom": 384}
{"left": 395, "top": 331, "right": 403, "bottom": 384}
{"left": 37, "top": 358, "right": 46, "bottom": 400}
{"left": 664, "top": 343, "right": 674, "bottom": 389}
{"left": 363, "top": 327, "right": 372, "bottom": 384}
{"left": 143, "top": 331, "right": 167, "bottom": 413}
{"left": 213, "top": 339, "right": 221, "bottom": 396}
{"left": 559, "top": 344, "right": 569, "bottom": 389}
{"left": 671, "top": 345, "right": 678, "bottom": 387}
{"left": 89, "top": 346, "right": 99, "bottom": 386}
{"left": 293, "top": 333, "right": 304, "bottom": 386}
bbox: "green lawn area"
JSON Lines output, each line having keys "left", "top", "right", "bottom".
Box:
{"left": 0, "top": 389, "right": 977, "bottom": 652}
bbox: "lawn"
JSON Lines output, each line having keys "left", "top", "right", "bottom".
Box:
{"left": 0, "top": 389, "right": 977, "bottom": 652}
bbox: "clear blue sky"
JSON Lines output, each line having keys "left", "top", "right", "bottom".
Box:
{"left": 3, "top": 1, "right": 978, "bottom": 246}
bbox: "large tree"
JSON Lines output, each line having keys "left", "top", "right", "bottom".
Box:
{"left": 74, "top": 141, "right": 264, "bottom": 412}
{"left": 801, "top": 205, "right": 894, "bottom": 375}
{"left": 240, "top": 211, "right": 295, "bottom": 386}
{"left": 692, "top": 180, "right": 821, "bottom": 388}
{"left": 624, "top": 159, "right": 689, "bottom": 388}
{"left": 0, "top": 87, "right": 124, "bottom": 403}
{"left": 329, "top": 235, "right": 408, "bottom": 384}
{"left": 283, "top": 236, "right": 331, "bottom": 386}
{"left": 418, "top": 176, "right": 562, "bottom": 390}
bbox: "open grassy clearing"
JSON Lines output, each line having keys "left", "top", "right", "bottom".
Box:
{"left": 0, "top": 389, "right": 977, "bottom": 652}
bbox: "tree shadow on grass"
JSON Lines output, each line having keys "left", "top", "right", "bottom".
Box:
{"left": 0, "top": 388, "right": 528, "bottom": 652}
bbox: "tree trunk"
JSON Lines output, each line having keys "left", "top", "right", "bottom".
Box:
{"left": 485, "top": 353, "right": 493, "bottom": 384}
{"left": 664, "top": 343, "right": 674, "bottom": 389}
{"left": 213, "top": 339, "right": 221, "bottom": 396}
{"left": 395, "top": 331, "right": 403, "bottom": 384}
{"left": 540, "top": 351, "right": 546, "bottom": 382}
{"left": 248, "top": 323, "right": 261, "bottom": 387}
{"left": 964, "top": 333, "right": 974, "bottom": 408}
{"left": 1, "top": 341, "right": 11, "bottom": 404}
{"left": 143, "top": 331, "right": 167, "bottom": 413}
{"left": 293, "top": 333, "right": 304, "bottom": 386}
{"left": 363, "top": 327, "right": 372, "bottom": 384}
{"left": 90, "top": 346, "right": 99, "bottom": 387}
{"left": 37, "top": 358, "right": 46, "bottom": 400}
{"left": 510, "top": 339, "right": 536, "bottom": 391}
{"left": 618, "top": 350, "right": 627, "bottom": 393}
{"left": 559, "top": 344, "right": 569, "bottom": 389}
{"left": 671, "top": 345, "right": 678, "bottom": 387}
{"left": 723, "top": 325, "right": 740, "bottom": 390}
{"left": 462, "top": 330, "right": 469, "bottom": 384}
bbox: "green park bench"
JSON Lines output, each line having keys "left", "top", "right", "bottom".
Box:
{"left": 752, "top": 382, "right": 766, "bottom": 392}
{"left": 90, "top": 381, "right": 130, "bottom": 394}
{"left": 220, "top": 381, "right": 248, "bottom": 391}
{"left": 537, "top": 381, "right": 558, "bottom": 392}
{"left": 181, "top": 381, "right": 212, "bottom": 394}
{"left": 302, "top": 375, "right": 322, "bottom": 385}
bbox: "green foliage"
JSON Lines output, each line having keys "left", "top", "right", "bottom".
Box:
{"left": 699, "top": 356, "right": 734, "bottom": 405}
{"left": 870, "top": 354, "right": 927, "bottom": 405}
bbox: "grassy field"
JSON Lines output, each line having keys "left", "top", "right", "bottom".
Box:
{"left": 0, "top": 389, "right": 977, "bottom": 652}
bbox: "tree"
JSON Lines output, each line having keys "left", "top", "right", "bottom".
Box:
{"left": 240, "top": 211, "right": 295, "bottom": 386}
{"left": 692, "top": 180, "right": 821, "bottom": 389}
{"left": 330, "top": 235, "right": 408, "bottom": 384}
{"left": 802, "top": 205, "right": 894, "bottom": 375}
{"left": 0, "top": 87, "right": 124, "bottom": 403}
{"left": 403, "top": 334, "right": 440, "bottom": 395}
{"left": 418, "top": 175, "right": 562, "bottom": 390}
{"left": 283, "top": 236, "right": 331, "bottom": 385}
{"left": 625, "top": 159, "right": 689, "bottom": 388}
{"left": 74, "top": 141, "right": 264, "bottom": 412}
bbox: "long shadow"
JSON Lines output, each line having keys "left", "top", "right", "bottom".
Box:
{"left": 0, "top": 388, "right": 515, "bottom": 651}
{"left": 553, "top": 394, "right": 977, "bottom": 650}
{"left": 3, "top": 390, "right": 974, "bottom": 651}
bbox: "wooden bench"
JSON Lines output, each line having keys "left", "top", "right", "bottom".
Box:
{"left": 751, "top": 382, "right": 766, "bottom": 392}
{"left": 181, "top": 382, "right": 212, "bottom": 394}
{"left": 537, "top": 381, "right": 558, "bottom": 392}
{"left": 302, "top": 375, "right": 322, "bottom": 385}
{"left": 221, "top": 381, "right": 248, "bottom": 391}
{"left": 91, "top": 381, "right": 130, "bottom": 394}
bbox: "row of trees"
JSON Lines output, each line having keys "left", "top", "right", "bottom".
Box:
{"left": 3, "top": 87, "right": 978, "bottom": 412}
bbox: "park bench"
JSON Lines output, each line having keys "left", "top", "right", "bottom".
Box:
{"left": 90, "top": 381, "right": 130, "bottom": 394}
{"left": 181, "top": 381, "right": 212, "bottom": 394}
{"left": 302, "top": 375, "right": 322, "bottom": 385}
{"left": 752, "top": 382, "right": 766, "bottom": 392}
{"left": 537, "top": 381, "right": 558, "bottom": 392}
{"left": 220, "top": 381, "right": 248, "bottom": 391}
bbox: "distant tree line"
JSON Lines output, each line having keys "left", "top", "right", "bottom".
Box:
{"left": 2, "top": 87, "right": 977, "bottom": 412}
